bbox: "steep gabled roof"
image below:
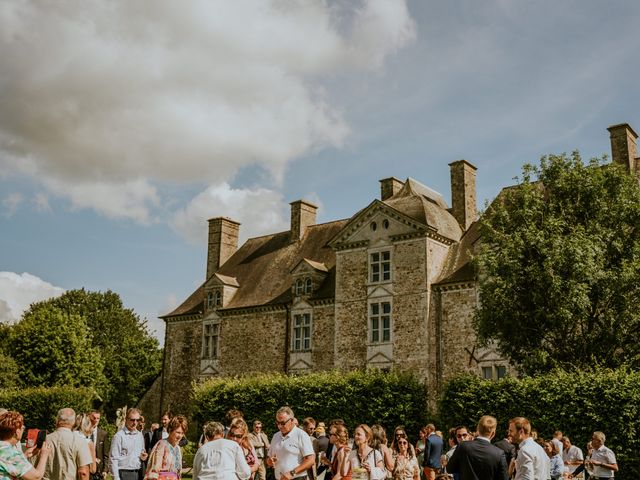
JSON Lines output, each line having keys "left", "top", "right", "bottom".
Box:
{"left": 162, "top": 219, "right": 349, "bottom": 317}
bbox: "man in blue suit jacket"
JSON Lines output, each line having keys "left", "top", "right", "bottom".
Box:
{"left": 446, "top": 416, "right": 508, "bottom": 480}
{"left": 422, "top": 424, "right": 443, "bottom": 480}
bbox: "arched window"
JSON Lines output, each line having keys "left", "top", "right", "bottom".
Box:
{"left": 295, "top": 279, "right": 304, "bottom": 295}
{"left": 304, "top": 278, "right": 313, "bottom": 294}
{"left": 214, "top": 290, "right": 222, "bottom": 306}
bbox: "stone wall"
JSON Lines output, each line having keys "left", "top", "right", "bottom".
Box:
{"left": 136, "top": 373, "right": 163, "bottom": 421}
{"left": 160, "top": 316, "right": 202, "bottom": 413}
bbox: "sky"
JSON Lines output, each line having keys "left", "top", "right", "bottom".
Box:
{"left": 1, "top": 0, "right": 639, "bottom": 342}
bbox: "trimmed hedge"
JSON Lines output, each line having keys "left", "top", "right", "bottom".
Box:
{"left": 192, "top": 370, "right": 429, "bottom": 437}
{"left": 0, "top": 386, "right": 97, "bottom": 430}
{"left": 439, "top": 369, "right": 640, "bottom": 479}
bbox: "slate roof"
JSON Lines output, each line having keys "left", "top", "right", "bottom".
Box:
{"left": 162, "top": 219, "right": 348, "bottom": 317}
{"left": 383, "top": 178, "right": 463, "bottom": 242}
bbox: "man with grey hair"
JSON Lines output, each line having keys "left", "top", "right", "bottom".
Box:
{"left": 267, "top": 407, "right": 315, "bottom": 480}
{"left": 44, "top": 408, "right": 92, "bottom": 480}
{"left": 585, "top": 431, "right": 618, "bottom": 478}
{"left": 192, "top": 421, "right": 251, "bottom": 480}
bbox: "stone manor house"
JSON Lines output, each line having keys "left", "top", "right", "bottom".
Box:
{"left": 143, "top": 123, "right": 639, "bottom": 415}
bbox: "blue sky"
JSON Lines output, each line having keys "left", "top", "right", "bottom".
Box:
{"left": 1, "top": 0, "right": 639, "bottom": 341}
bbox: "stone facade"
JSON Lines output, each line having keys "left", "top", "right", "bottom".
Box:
{"left": 151, "top": 123, "right": 640, "bottom": 417}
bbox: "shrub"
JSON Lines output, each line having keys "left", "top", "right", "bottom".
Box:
{"left": 439, "top": 369, "right": 640, "bottom": 479}
{"left": 192, "top": 370, "right": 429, "bottom": 438}
{"left": 0, "top": 386, "right": 97, "bottom": 430}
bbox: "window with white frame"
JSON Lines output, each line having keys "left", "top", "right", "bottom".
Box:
{"left": 369, "top": 250, "right": 391, "bottom": 283}
{"left": 292, "top": 313, "right": 311, "bottom": 351}
{"left": 304, "top": 278, "right": 313, "bottom": 294}
{"left": 294, "top": 279, "right": 305, "bottom": 295}
{"left": 370, "top": 301, "right": 391, "bottom": 343}
{"left": 206, "top": 292, "right": 214, "bottom": 309}
{"left": 202, "top": 322, "right": 220, "bottom": 358}
{"left": 206, "top": 290, "right": 222, "bottom": 309}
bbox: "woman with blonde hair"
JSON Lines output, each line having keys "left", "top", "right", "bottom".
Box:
{"left": 74, "top": 413, "right": 97, "bottom": 474}
{"left": 228, "top": 418, "right": 259, "bottom": 477}
{"left": 330, "top": 425, "right": 350, "bottom": 480}
{"left": 342, "top": 424, "right": 386, "bottom": 480}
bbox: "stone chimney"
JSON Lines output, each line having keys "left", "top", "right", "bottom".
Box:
{"left": 379, "top": 177, "right": 404, "bottom": 200}
{"left": 608, "top": 123, "right": 639, "bottom": 175}
{"left": 290, "top": 200, "right": 317, "bottom": 241}
{"left": 449, "top": 159, "right": 477, "bottom": 231}
{"left": 206, "top": 217, "right": 240, "bottom": 279}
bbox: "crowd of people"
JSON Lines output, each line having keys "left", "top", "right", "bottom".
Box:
{"left": 0, "top": 406, "right": 619, "bottom": 480}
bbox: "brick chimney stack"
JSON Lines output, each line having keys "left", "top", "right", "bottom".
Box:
{"left": 206, "top": 217, "right": 240, "bottom": 279}
{"left": 379, "top": 177, "right": 404, "bottom": 200}
{"left": 449, "top": 159, "right": 477, "bottom": 231}
{"left": 608, "top": 123, "right": 639, "bottom": 175}
{"left": 290, "top": 200, "right": 317, "bottom": 241}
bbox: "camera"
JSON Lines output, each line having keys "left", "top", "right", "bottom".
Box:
{"left": 26, "top": 429, "right": 46, "bottom": 449}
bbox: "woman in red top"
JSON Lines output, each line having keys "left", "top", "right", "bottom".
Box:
{"left": 331, "top": 425, "right": 350, "bottom": 480}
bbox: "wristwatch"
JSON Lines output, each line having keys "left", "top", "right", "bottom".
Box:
{"left": 290, "top": 469, "right": 297, "bottom": 477}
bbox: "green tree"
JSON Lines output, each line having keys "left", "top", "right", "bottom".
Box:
{"left": 474, "top": 152, "right": 640, "bottom": 374}
{"left": 7, "top": 308, "right": 106, "bottom": 389}
{"left": 25, "top": 289, "right": 163, "bottom": 414}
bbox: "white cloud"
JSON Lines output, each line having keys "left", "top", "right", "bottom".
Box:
{"left": 2, "top": 192, "right": 22, "bottom": 217}
{"left": 171, "top": 183, "right": 289, "bottom": 245}
{"left": 0, "top": 0, "right": 415, "bottom": 220}
{"left": 0, "top": 272, "right": 65, "bottom": 323}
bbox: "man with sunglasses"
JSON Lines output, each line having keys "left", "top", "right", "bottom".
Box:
{"left": 110, "top": 408, "right": 148, "bottom": 480}
{"left": 267, "top": 407, "right": 314, "bottom": 480}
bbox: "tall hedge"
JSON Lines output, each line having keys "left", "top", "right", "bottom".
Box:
{"left": 192, "top": 370, "right": 429, "bottom": 437}
{"left": 439, "top": 369, "right": 640, "bottom": 479}
{"left": 0, "top": 386, "right": 96, "bottom": 430}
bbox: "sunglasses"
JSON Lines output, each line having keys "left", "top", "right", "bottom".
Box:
{"left": 398, "top": 440, "right": 408, "bottom": 445}
{"left": 230, "top": 433, "right": 243, "bottom": 439}
{"left": 457, "top": 433, "right": 469, "bottom": 439}
{"left": 276, "top": 418, "right": 292, "bottom": 427}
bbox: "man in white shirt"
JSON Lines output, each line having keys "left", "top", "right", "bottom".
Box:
{"left": 267, "top": 407, "right": 315, "bottom": 480}
{"left": 586, "top": 431, "right": 618, "bottom": 479}
{"left": 561, "top": 436, "right": 583, "bottom": 478}
{"left": 110, "top": 408, "right": 148, "bottom": 480}
{"left": 193, "top": 421, "right": 251, "bottom": 480}
{"left": 508, "top": 417, "right": 549, "bottom": 480}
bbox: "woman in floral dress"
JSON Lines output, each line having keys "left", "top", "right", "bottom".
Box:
{"left": 145, "top": 416, "right": 188, "bottom": 480}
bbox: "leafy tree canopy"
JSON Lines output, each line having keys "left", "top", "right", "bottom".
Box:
{"left": 474, "top": 152, "right": 640, "bottom": 374}
{"left": 7, "top": 289, "right": 162, "bottom": 416}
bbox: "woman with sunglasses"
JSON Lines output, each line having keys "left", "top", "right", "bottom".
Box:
{"left": 390, "top": 436, "right": 419, "bottom": 480}
{"left": 390, "top": 428, "right": 415, "bottom": 457}
{"left": 228, "top": 419, "right": 259, "bottom": 478}
{"left": 330, "top": 425, "right": 350, "bottom": 480}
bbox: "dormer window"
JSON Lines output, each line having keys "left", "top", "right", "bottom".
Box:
{"left": 206, "top": 290, "right": 222, "bottom": 309}
{"left": 294, "top": 277, "right": 313, "bottom": 296}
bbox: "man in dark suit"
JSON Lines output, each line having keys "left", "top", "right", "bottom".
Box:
{"left": 447, "top": 415, "right": 508, "bottom": 480}
{"left": 89, "top": 410, "right": 110, "bottom": 479}
{"left": 422, "top": 423, "right": 443, "bottom": 480}
{"left": 493, "top": 431, "right": 515, "bottom": 469}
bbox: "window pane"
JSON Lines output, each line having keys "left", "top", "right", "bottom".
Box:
{"left": 482, "top": 367, "right": 493, "bottom": 379}
{"left": 497, "top": 366, "right": 507, "bottom": 379}
{"left": 382, "top": 251, "right": 390, "bottom": 261}
{"left": 382, "top": 316, "right": 390, "bottom": 341}
{"left": 371, "top": 252, "right": 379, "bottom": 262}
{"left": 382, "top": 264, "right": 390, "bottom": 280}
{"left": 371, "top": 304, "right": 379, "bottom": 315}
{"left": 382, "top": 302, "right": 391, "bottom": 314}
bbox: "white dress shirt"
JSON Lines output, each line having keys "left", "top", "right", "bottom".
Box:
{"left": 269, "top": 427, "right": 314, "bottom": 479}
{"left": 590, "top": 445, "right": 616, "bottom": 478}
{"left": 515, "top": 438, "right": 550, "bottom": 480}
